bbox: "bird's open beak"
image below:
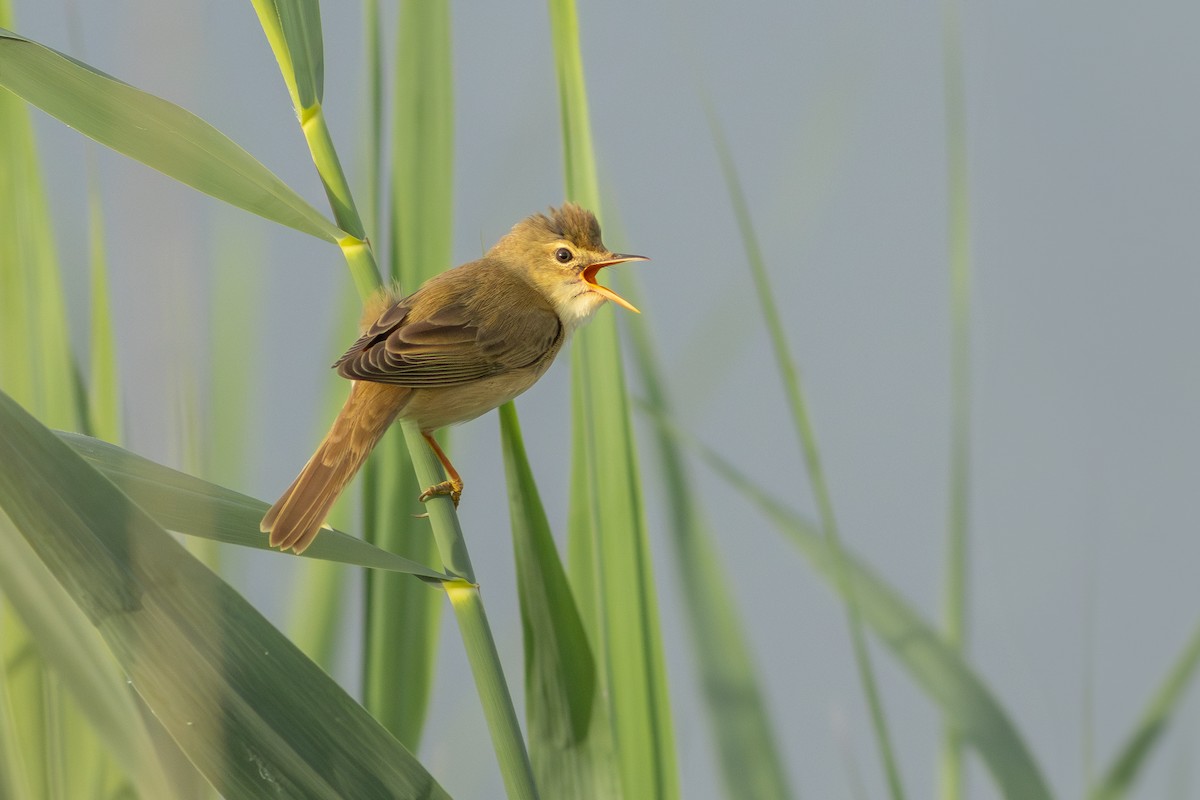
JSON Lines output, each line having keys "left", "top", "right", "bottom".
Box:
{"left": 583, "top": 254, "right": 648, "bottom": 314}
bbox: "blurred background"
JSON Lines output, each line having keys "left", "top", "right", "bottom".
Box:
{"left": 11, "top": 0, "right": 1200, "bottom": 797}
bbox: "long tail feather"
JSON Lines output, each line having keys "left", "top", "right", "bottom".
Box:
{"left": 262, "top": 382, "right": 408, "bottom": 553}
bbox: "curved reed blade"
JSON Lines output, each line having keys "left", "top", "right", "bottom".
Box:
{"left": 0, "top": 28, "right": 342, "bottom": 242}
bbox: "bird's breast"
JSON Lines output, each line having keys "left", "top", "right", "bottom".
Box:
{"left": 397, "top": 361, "right": 553, "bottom": 432}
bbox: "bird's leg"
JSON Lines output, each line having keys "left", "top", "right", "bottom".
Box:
{"left": 417, "top": 431, "right": 463, "bottom": 507}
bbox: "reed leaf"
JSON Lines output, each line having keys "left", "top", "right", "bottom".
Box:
{"left": 360, "top": 0, "right": 455, "bottom": 750}
{"left": 58, "top": 431, "right": 451, "bottom": 579}
{"left": 0, "top": 28, "right": 341, "bottom": 243}
{"left": 655, "top": 416, "right": 1054, "bottom": 800}
{"left": 0, "top": 528, "right": 177, "bottom": 799}
{"left": 499, "top": 403, "right": 622, "bottom": 799}
{"left": 83, "top": 164, "right": 120, "bottom": 444}
{"left": 939, "top": 0, "right": 974, "bottom": 794}
{"left": 0, "top": 16, "right": 84, "bottom": 795}
{"left": 0, "top": 388, "right": 450, "bottom": 800}
{"left": 547, "top": 1, "right": 678, "bottom": 796}
{"left": 709, "top": 108, "right": 906, "bottom": 799}
{"left": 1088, "top": 619, "right": 1200, "bottom": 800}
{"left": 0, "top": 33, "right": 78, "bottom": 432}
{"left": 0, "top": 610, "right": 34, "bottom": 800}
{"left": 625, "top": 301, "right": 795, "bottom": 800}
{"left": 248, "top": 0, "right": 324, "bottom": 111}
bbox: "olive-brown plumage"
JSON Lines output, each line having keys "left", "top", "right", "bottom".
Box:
{"left": 261, "top": 203, "right": 644, "bottom": 553}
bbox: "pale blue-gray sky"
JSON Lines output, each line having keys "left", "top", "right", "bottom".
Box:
{"left": 14, "top": 1, "right": 1200, "bottom": 797}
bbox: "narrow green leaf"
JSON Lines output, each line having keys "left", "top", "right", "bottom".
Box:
{"left": 364, "top": 0, "right": 384, "bottom": 235}
{"left": 626, "top": 302, "right": 795, "bottom": 800}
{"left": 709, "top": 108, "right": 906, "bottom": 800}
{"left": 0, "top": 389, "right": 451, "bottom": 800}
{"left": 57, "top": 431, "right": 451, "bottom": 579}
{"left": 655, "top": 416, "right": 1054, "bottom": 800}
{"left": 391, "top": 0, "right": 453, "bottom": 289}
{"left": 0, "top": 38, "right": 78, "bottom": 432}
{"left": 248, "top": 0, "right": 324, "bottom": 111}
{"left": 939, "top": 0, "right": 974, "bottom": 794}
{"left": 1089, "top": 619, "right": 1200, "bottom": 800}
{"left": 0, "top": 610, "right": 34, "bottom": 800}
{"left": 0, "top": 526, "right": 179, "bottom": 799}
{"left": 83, "top": 161, "right": 121, "bottom": 444}
{"left": 2, "top": 626, "right": 49, "bottom": 800}
{"left": 548, "top": 1, "right": 679, "bottom": 796}
{"left": 499, "top": 403, "right": 622, "bottom": 799}
{"left": 0, "top": 28, "right": 341, "bottom": 242}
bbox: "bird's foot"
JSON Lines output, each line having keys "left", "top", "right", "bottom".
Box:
{"left": 418, "top": 478, "right": 463, "bottom": 508}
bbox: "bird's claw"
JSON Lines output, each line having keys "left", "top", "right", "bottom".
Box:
{"left": 418, "top": 479, "right": 463, "bottom": 508}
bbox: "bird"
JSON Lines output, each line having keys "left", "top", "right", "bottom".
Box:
{"left": 261, "top": 203, "right": 645, "bottom": 553}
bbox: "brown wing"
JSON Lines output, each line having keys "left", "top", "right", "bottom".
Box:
{"left": 334, "top": 299, "right": 562, "bottom": 388}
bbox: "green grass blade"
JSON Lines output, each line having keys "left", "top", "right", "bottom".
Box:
{"left": 625, "top": 305, "right": 795, "bottom": 800}
{"left": 0, "top": 611, "right": 34, "bottom": 800}
{"left": 499, "top": 403, "right": 622, "bottom": 799}
{"left": 0, "top": 16, "right": 83, "bottom": 794}
{"left": 248, "top": 0, "right": 324, "bottom": 112}
{"left": 1088, "top": 619, "right": 1200, "bottom": 800}
{"left": 564, "top": 363, "right": 597, "bottom": 634}
{"left": 248, "top": 0, "right": 370, "bottom": 247}
{"left": 360, "top": 0, "right": 455, "bottom": 750}
{"left": 364, "top": 0, "right": 383, "bottom": 235}
{"left": 0, "top": 389, "right": 451, "bottom": 800}
{"left": 0, "top": 28, "right": 341, "bottom": 242}
{"left": 939, "top": 0, "right": 974, "bottom": 794}
{"left": 58, "top": 431, "right": 451, "bottom": 579}
{"left": 0, "top": 528, "right": 180, "bottom": 799}
{"left": 83, "top": 160, "right": 120, "bottom": 444}
{"left": 0, "top": 40, "right": 79, "bottom": 433}
{"left": 709, "top": 109, "right": 907, "bottom": 800}
{"left": 658, "top": 418, "right": 1054, "bottom": 800}
{"left": 548, "top": 1, "right": 678, "bottom": 796}
{"left": 3, "top": 633, "right": 48, "bottom": 800}
{"left": 82, "top": 149, "right": 121, "bottom": 448}
{"left": 392, "top": 0, "right": 453, "bottom": 288}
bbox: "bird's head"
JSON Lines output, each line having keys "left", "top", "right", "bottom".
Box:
{"left": 493, "top": 203, "right": 646, "bottom": 329}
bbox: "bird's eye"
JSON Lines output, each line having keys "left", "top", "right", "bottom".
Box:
{"left": 554, "top": 247, "right": 573, "bottom": 264}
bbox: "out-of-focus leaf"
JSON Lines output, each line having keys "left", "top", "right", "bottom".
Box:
{"left": 0, "top": 28, "right": 341, "bottom": 242}
{"left": 0, "top": 32, "right": 78, "bottom": 432}
{"left": 648, "top": 411, "right": 1054, "bottom": 800}
{"left": 1089, "top": 620, "right": 1200, "bottom": 800}
{"left": 0, "top": 522, "right": 179, "bottom": 799}
{"left": 0, "top": 389, "right": 450, "bottom": 799}
{"left": 58, "top": 431, "right": 451, "bottom": 579}
{"left": 83, "top": 164, "right": 120, "bottom": 445}
{"left": 360, "top": 0, "right": 455, "bottom": 751}
{"left": 626, "top": 300, "right": 794, "bottom": 800}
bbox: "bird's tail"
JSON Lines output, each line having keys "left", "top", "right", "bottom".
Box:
{"left": 262, "top": 381, "right": 408, "bottom": 553}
